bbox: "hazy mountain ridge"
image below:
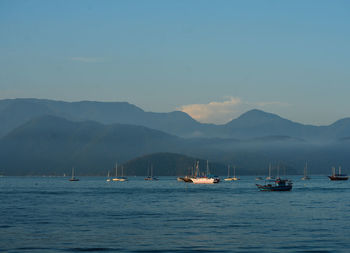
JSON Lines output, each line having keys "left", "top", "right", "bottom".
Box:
{"left": 0, "top": 115, "right": 183, "bottom": 175}
{"left": 0, "top": 98, "right": 203, "bottom": 138}
{"left": 2, "top": 98, "right": 350, "bottom": 140}
{"left": 1, "top": 115, "right": 350, "bottom": 176}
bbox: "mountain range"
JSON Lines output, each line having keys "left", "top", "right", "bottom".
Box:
{"left": 1, "top": 98, "right": 350, "bottom": 140}
{"left": 1, "top": 98, "right": 350, "bottom": 176}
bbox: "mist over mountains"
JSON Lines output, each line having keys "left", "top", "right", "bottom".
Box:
{"left": 1, "top": 98, "right": 350, "bottom": 176}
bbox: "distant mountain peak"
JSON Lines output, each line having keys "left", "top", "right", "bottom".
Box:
{"left": 238, "top": 109, "right": 281, "bottom": 120}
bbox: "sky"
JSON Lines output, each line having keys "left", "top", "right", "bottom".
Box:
{"left": 0, "top": 0, "right": 349, "bottom": 125}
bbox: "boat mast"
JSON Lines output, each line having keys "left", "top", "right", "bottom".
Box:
{"left": 206, "top": 160, "right": 209, "bottom": 176}
{"left": 227, "top": 165, "right": 230, "bottom": 177}
{"left": 115, "top": 162, "right": 118, "bottom": 177}
{"left": 304, "top": 162, "right": 308, "bottom": 178}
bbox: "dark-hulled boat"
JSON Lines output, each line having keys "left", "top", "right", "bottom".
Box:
{"left": 256, "top": 178, "right": 292, "bottom": 191}
{"left": 177, "top": 176, "right": 193, "bottom": 183}
{"left": 328, "top": 166, "right": 348, "bottom": 181}
{"left": 69, "top": 168, "right": 79, "bottom": 181}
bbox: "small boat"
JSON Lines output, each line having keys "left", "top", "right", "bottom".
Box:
{"left": 328, "top": 166, "right": 348, "bottom": 181}
{"left": 69, "top": 168, "right": 79, "bottom": 181}
{"left": 112, "top": 163, "right": 128, "bottom": 182}
{"left": 265, "top": 164, "right": 275, "bottom": 180}
{"left": 145, "top": 164, "right": 158, "bottom": 181}
{"left": 177, "top": 176, "right": 193, "bottom": 183}
{"left": 224, "top": 165, "right": 240, "bottom": 181}
{"left": 301, "top": 162, "right": 311, "bottom": 180}
{"left": 256, "top": 178, "right": 293, "bottom": 191}
{"left": 255, "top": 177, "right": 263, "bottom": 180}
{"left": 106, "top": 171, "right": 111, "bottom": 182}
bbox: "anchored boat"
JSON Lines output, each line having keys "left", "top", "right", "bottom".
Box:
{"left": 191, "top": 160, "right": 220, "bottom": 184}
{"left": 256, "top": 178, "right": 293, "bottom": 191}
{"left": 112, "top": 163, "right": 128, "bottom": 182}
{"left": 301, "top": 162, "right": 311, "bottom": 180}
{"left": 328, "top": 166, "right": 348, "bottom": 181}
{"left": 224, "top": 165, "right": 240, "bottom": 181}
{"left": 69, "top": 168, "right": 79, "bottom": 181}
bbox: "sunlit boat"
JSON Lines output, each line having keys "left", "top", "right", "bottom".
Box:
{"left": 191, "top": 161, "right": 220, "bottom": 184}
{"left": 328, "top": 166, "right": 348, "bottom": 181}
{"left": 106, "top": 171, "right": 111, "bottom": 182}
{"left": 256, "top": 178, "right": 293, "bottom": 191}
{"left": 224, "top": 165, "right": 240, "bottom": 181}
{"left": 191, "top": 175, "right": 220, "bottom": 184}
{"left": 112, "top": 163, "right": 128, "bottom": 182}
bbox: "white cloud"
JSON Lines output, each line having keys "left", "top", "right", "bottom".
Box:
{"left": 178, "top": 97, "right": 290, "bottom": 124}
{"left": 178, "top": 97, "right": 243, "bottom": 124}
{"left": 70, "top": 57, "right": 102, "bottom": 63}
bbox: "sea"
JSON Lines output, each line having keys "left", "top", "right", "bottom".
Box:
{"left": 1, "top": 176, "right": 350, "bottom": 253}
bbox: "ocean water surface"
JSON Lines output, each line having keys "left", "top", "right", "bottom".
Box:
{"left": 1, "top": 176, "right": 350, "bottom": 252}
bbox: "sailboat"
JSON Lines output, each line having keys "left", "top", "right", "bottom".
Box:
{"left": 225, "top": 165, "right": 240, "bottom": 181}
{"left": 69, "top": 168, "right": 79, "bottom": 181}
{"left": 301, "top": 162, "right": 311, "bottom": 180}
{"left": 144, "top": 164, "right": 158, "bottom": 181}
{"left": 328, "top": 166, "right": 348, "bottom": 181}
{"left": 191, "top": 160, "right": 220, "bottom": 184}
{"left": 106, "top": 171, "right": 111, "bottom": 182}
{"left": 112, "top": 162, "right": 127, "bottom": 181}
{"left": 265, "top": 164, "right": 275, "bottom": 180}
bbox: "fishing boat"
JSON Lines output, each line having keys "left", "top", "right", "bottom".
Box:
{"left": 328, "top": 166, "right": 348, "bottom": 181}
{"left": 256, "top": 178, "right": 293, "bottom": 191}
{"left": 145, "top": 164, "right": 158, "bottom": 181}
{"left": 224, "top": 165, "right": 240, "bottom": 181}
{"left": 112, "top": 163, "right": 128, "bottom": 182}
{"left": 265, "top": 164, "right": 275, "bottom": 180}
{"left": 191, "top": 161, "right": 220, "bottom": 184}
{"left": 301, "top": 162, "right": 311, "bottom": 180}
{"left": 69, "top": 168, "right": 79, "bottom": 181}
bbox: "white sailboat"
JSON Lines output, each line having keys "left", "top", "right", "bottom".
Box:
{"left": 106, "top": 171, "right": 111, "bottom": 182}
{"left": 301, "top": 162, "right": 311, "bottom": 180}
{"left": 191, "top": 160, "right": 220, "bottom": 184}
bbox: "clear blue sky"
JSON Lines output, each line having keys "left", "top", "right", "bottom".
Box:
{"left": 1, "top": 0, "right": 349, "bottom": 125}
